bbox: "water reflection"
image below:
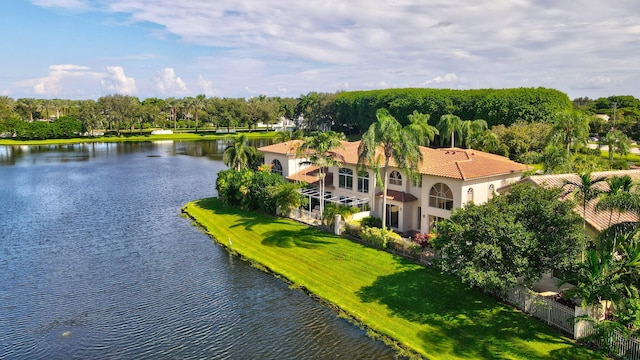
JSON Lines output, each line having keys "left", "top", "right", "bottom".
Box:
{"left": 0, "top": 139, "right": 272, "bottom": 166}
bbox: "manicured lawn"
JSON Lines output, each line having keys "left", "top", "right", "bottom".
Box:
{"left": 183, "top": 198, "right": 602, "bottom": 359}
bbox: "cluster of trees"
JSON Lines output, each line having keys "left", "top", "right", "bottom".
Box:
{"left": 434, "top": 174, "right": 640, "bottom": 348}
{"left": 334, "top": 87, "right": 572, "bottom": 133}
{"left": 0, "top": 95, "right": 298, "bottom": 137}
{"left": 0, "top": 116, "right": 84, "bottom": 140}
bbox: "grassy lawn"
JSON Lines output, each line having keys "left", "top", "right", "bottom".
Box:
{"left": 183, "top": 198, "right": 601, "bottom": 359}
{"left": 0, "top": 131, "right": 276, "bottom": 146}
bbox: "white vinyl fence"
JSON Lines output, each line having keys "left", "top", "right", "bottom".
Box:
{"left": 504, "top": 285, "right": 576, "bottom": 336}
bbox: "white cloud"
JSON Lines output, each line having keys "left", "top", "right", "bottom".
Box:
{"left": 101, "top": 66, "right": 137, "bottom": 95}
{"left": 197, "top": 75, "right": 216, "bottom": 96}
{"left": 154, "top": 68, "right": 188, "bottom": 95}
{"left": 15, "top": 64, "right": 102, "bottom": 96}
{"left": 17, "top": 1, "right": 640, "bottom": 99}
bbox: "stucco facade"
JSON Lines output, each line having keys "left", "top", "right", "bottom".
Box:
{"left": 259, "top": 140, "right": 529, "bottom": 234}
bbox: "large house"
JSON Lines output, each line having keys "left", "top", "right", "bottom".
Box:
{"left": 259, "top": 140, "right": 529, "bottom": 234}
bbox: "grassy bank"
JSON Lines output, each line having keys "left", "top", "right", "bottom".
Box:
{"left": 182, "top": 198, "right": 601, "bottom": 359}
{"left": 0, "top": 131, "right": 276, "bottom": 146}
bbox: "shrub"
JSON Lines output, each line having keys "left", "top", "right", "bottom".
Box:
{"left": 361, "top": 216, "right": 382, "bottom": 228}
{"left": 360, "top": 226, "right": 401, "bottom": 249}
{"left": 343, "top": 221, "right": 362, "bottom": 238}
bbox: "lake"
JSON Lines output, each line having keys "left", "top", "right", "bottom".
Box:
{"left": 0, "top": 141, "right": 395, "bottom": 359}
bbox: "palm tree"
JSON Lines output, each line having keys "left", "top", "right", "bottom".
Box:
{"left": 405, "top": 110, "right": 438, "bottom": 146}
{"left": 274, "top": 129, "right": 304, "bottom": 143}
{"left": 17, "top": 98, "right": 38, "bottom": 122}
{"left": 551, "top": 110, "right": 590, "bottom": 153}
{"left": 564, "top": 172, "right": 607, "bottom": 261}
{"left": 192, "top": 94, "right": 206, "bottom": 133}
{"left": 223, "top": 133, "right": 258, "bottom": 171}
{"left": 459, "top": 119, "right": 488, "bottom": 149}
{"left": 165, "top": 97, "right": 179, "bottom": 130}
{"left": 596, "top": 175, "right": 635, "bottom": 227}
{"left": 358, "top": 108, "right": 423, "bottom": 230}
{"left": 436, "top": 114, "right": 462, "bottom": 147}
{"left": 600, "top": 130, "right": 631, "bottom": 162}
{"left": 297, "top": 131, "right": 346, "bottom": 219}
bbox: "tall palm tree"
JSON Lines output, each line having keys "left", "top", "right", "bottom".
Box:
{"left": 436, "top": 114, "right": 462, "bottom": 147}
{"left": 564, "top": 172, "right": 607, "bottom": 261}
{"left": 551, "top": 110, "right": 590, "bottom": 153}
{"left": 165, "top": 97, "right": 178, "bottom": 130}
{"left": 459, "top": 119, "right": 488, "bottom": 149}
{"left": 405, "top": 110, "right": 438, "bottom": 146}
{"left": 297, "top": 131, "right": 346, "bottom": 218}
{"left": 358, "top": 108, "right": 423, "bottom": 230}
{"left": 223, "top": 133, "right": 258, "bottom": 171}
{"left": 17, "top": 98, "right": 38, "bottom": 122}
{"left": 192, "top": 94, "right": 206, "bottom": 133}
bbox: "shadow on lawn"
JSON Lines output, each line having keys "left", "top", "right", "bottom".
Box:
{"left": 261, "top": 227, "right": 336, "bottom": 249}
{"left": 357, "top": 267, "right": 601, "bottom": 359}
{"left": 193, "top": 198, "right": 290, "bottom": 231}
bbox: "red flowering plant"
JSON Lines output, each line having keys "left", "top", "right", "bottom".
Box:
{"left": 412, "top": 232, "right": 436, "bottom": 248}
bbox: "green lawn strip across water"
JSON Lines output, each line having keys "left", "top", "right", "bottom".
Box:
{"left": 0, "top": 131, "right": 276, "bottom": 146}
{"left": 183, "top": 198, "right": 601, "bottom": 360}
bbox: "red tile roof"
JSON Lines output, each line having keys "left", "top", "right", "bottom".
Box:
{"left": 375, "top": 190, "right": 419, "bottom": 202}
{"left": 260, "top": 141, "right": 529, "bottom": 180}
{"left": 520, "top": 170, "right": 640, "bottom": 232}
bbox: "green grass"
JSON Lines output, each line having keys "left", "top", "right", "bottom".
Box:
{"left": 183, "top": 198, "right": 602, "bottom": 360}
{"left": 0, "top": 131, "right": 277, "bottom": 145}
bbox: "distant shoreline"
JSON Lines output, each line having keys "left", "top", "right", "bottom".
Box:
{"left": 0, "top": 131, "right": 277, "bottom": 146}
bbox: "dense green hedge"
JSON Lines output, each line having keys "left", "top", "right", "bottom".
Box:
{"left": 334, "top": 87, "right": 572, "bottom": 132}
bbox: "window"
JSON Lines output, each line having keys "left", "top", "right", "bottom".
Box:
{"left": 386, "top": 204, "right": 399, "bottom": 229}
{"left": 338, "top": 168, "right": 353, "bottom": 189}
{"left": 467, "top": 188, "right": 474, "bottom": 203}
{"left": 429, "top": 183, "right": 454, "bottom": 210}
{"left": 412, "top": 176, "right": 423, "bottom": 188}
{"left": 357, "top": 171, "right": 369, "bottom": 193}
{"left": 488, "top": 184, "right": 495, "bottom": 200}
{"left": 271, "top": 159, "right": 283, "bottom": 176}
{"left": 389, "top": 171, "right": 402, "bottom": 186}
{"left": 417, "top": 206, "right": 422, "bottom": 230}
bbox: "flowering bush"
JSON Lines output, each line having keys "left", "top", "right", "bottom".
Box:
{"left": 413, "top": 232, "right": 437, "bottom": 248}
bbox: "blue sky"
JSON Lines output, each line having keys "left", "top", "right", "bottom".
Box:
{"left": 2, "top": 0, "right": 640, "bottom": 100}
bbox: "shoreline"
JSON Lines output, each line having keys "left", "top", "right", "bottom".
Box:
{"left": 181, "top": 198, "right": 600, "bottom": 360}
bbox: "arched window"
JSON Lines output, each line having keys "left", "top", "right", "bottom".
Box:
{"left": 357, "top": 170, "right": 369, "bottom": 193}
{"left": 338, "top": 168, "right": 354, "bottom": 189}
{"left": 429, "top": 183, "right": 454, "bottom": 210}
{"left": 488, "top": 184, "right": 495, "bottom": 200}
{"left": 467, "top": 188, "right": 474, "bottom": 203}
{"left": 271, "top": 159, "right": 283, "bottom": 176}
{"left": 389, "top": 171, "right": 402, "bottom": 186}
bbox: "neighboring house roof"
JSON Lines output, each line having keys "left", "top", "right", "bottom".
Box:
{"left": 260, "top": 141, "right": 529, "bottom": 181}
{"left": 519, "top": 170, "right": 640, "bottom": 232}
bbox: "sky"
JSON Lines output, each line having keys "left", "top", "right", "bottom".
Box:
{"left": 1, "top": 0, "right": 639, "bottom": 101}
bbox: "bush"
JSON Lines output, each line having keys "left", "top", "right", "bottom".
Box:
{"left": 360, "top": 226, "right": 401, "bottom": 249}
{"left": 361, "top": 216, "right": 382, "bottom": 228}
{"left": 343, "top": 221, "right": 362, "bottom": 238}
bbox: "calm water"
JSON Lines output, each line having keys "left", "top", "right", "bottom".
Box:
{"left": 0, "top": 141, "right": 395, "bottom": 359}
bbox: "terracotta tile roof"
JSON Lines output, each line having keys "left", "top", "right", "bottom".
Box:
{"left": 521, "top": 170, "right": 640, "bottom": 232}
{"left": 286, "top": 166, "right": 334, "bottom": 187}
{"left": 261, "top": 141, "right": 529, "bottom": 180}
{"left": 375, "top": 189, "right": 418, "bottom": 202}
{"left": 258, "top": 140, "right": 304, "bottom": 156}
